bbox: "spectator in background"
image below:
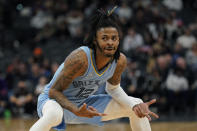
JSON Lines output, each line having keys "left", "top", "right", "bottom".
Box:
{"left": 29, "top": 47, "right": 44, "bottom": 65}
{"left": 40, "top": 58, "right": 52, "bottom": 78}
{"left": 5, "top": 57, "right": 21, "bottom": 91}
{"left": 152, "top": 34, "right": 170, "bottom": 56}
{"left": 146, "top": 54, "right": 172, "bottom": 112}
{"left": 66, "top": 10, "right": 84, "bottom": 38}
{"left": 53, "top": 0, "right": 68, "bottom": 16}
{"left": 9, "top": 80, "right": 35, "bottom": 116}
{"left": 144, "top": 67, "right": 167, "bottom": 114}
{"left": 29, "top": 63, "right": 41, "bottom": 87}
{"left": 54, "top": 16, "right": 70, "bottom": 41}
{"left": 34, "top": 23, "right": 56, "bottom": 43}
{"left": 164, "top": 15, "right": 179, "bottom": 41}
{"left": 48, "top": 61, "right": 59, "bottom": 80}
{"left": 50, "top": 62, "right": 59, "bottom": 75}
{"left": 172, "top": 43, "right": 185, "bottom": 60}
{"left": 189, "top": 17, "right": 197, "bottom": 37}
{"left": 15, "top": 61, "right": 29, "bottom": 81}
{"left": 162, "top": 0, "right": 183, "bottom": 11}
{"left": 154, "top": 55, "right": 171, "bottom": 82}
{"left": 149, "top": 0, "right": 166, "bottom": 13}
{"left": 166, "top": 57, "right": 189, "bottom": 113}
{"left": 132, "top": 8, "right": 149, "bottom": 33}
{"left": 121, "top": 59, "right": 142, "bottom": 98}
{"left": 185, "top": 42, "right": 197, "bottom": 78}
{"left": 116, "top": 1, "right": 133, "bottom": 25}
{"left": 176, "top": 28, "right": 196, "bottom": 49}
{"left": 35, "top": 76, "right": 48, "bottom": 97}
{"left": 30, "top": 8, "right": 54, "bottom": 29}
{"left": 122, "top": 27, "right": 144, "bottom": 53}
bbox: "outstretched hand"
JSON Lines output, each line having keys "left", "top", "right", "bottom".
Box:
{"left": 132, "top": 99, "right": 159, "bottom": 121}
{"left": 74, "top": 103, "right": 107, "bottom": 118}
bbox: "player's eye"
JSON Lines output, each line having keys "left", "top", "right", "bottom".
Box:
{"left": 112, "top": 36, "right": 117, "bottom": 41}
{"left": 112, "top": 36, "right": 118, "bottom": 41}
{"left": 102, "top": 36, "right": 108, "bottom": 41}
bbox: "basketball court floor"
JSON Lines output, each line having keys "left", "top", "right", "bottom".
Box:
{"left": 0, "top": 118, "right": 197, "bottom": 131}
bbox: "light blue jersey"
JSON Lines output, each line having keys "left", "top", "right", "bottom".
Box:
{"left": 42, "top": 46, "right": 117, "bottom": 105}
{"left": 37, "top": 46, "right": 117, "bottom": 130}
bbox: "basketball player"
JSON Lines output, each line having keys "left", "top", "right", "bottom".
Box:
{"left": 30, "top": 7, "right": 158, "bottom": 131}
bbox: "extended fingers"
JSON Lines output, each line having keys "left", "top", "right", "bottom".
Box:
{"left": 88, "top": 111, "right": 106, "bottom": 117}
{"left": 81, "top": 103, "right": 87, "bottom": 110}
{"left": 87, "top": 107, "right": 107, "bottom": 117}
{"left": 90, "top": 110, "right": 107, "bottom": 116}
{"left": 88, "top": 106, "right": 105, "bottom": 116}
{"left": 146, "top": 99, "right": 156, "bottom": 106}
{"left": 145, "top": 114, "right": 151, "bottom": 121}
{"left": 133, "top": 102, "right": 159, "bottom": 120}
{"left": 133, "top": 103, "right": 158, "bottom": 118}
{"left": 149, "top": 111, "right": 159, "bottom": 119}
{"left": 78, "top": 103, "right": 107, "bottom": 118}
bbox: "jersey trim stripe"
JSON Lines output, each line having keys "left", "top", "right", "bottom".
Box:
{"left": 90, "top": 50, "right": 110, "bottom": 76}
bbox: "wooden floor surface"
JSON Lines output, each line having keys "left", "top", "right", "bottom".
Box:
{"left": 0, "top": 118, "right": 197, "bottom": 131}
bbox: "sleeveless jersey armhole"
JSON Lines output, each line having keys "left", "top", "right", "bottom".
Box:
{"left": 78, "top": 46, "right": 91, "bottom": 78}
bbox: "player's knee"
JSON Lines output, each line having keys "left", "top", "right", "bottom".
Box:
{"left": 43, "top": 101, "right": 63, "bottom": 126}
{"left": 47, "top": 108, "right": 63, "bottom": 125}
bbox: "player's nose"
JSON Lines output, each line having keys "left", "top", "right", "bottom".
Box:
{"left": 107, "top": 39, "right": 114, "bottom": 46}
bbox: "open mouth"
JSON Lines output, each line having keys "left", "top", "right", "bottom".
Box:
{"left": 106, "top": 49, "right": 113, "bottom": 51}
{"left": 105, "top": 47, "right": 115, "bottom": 51}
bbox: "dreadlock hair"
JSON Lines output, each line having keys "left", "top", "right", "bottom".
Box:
{"left": 83, "top": 7, "right": 122, "bottom": 62}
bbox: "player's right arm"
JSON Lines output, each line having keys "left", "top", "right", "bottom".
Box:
{"left": 49, "top": 49, "right": 105, "bottom": 118}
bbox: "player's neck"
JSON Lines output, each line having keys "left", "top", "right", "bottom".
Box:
{"left": 94, "top": 50, "right": 113, "bottom": 71}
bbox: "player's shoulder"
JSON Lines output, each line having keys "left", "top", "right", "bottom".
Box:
{"left": 67, "top": 47, "right": 88, "bottom": 62}
{"left": 116, "top": 52, "right": 127, "bottom": 69}
{"left": 64, "top": 47, "right": 88, "bottom": 75}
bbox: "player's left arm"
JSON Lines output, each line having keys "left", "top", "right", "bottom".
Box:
{"left": 107, "top": 53, "right": 159, "bottom": 120}
{"left": 107, "top": 53, "right": 127, "bottom": 85}
{"left": 107, "top": 53, "right": 140, "bottom": 108}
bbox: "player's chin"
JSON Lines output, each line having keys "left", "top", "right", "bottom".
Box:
{"left": 104, "top": 53, "right": 114, "bottom": 57}
{"left": 104, "top": 50, "right": 115, "bottom": 57}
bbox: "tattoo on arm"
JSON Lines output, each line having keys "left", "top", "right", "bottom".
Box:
{"left": 108, "top": 53, "right": 127, "bottom": 85}
{"left": 49, "top": 49, "right": 88, "bottom": 113}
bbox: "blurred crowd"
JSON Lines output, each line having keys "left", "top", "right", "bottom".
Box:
{"left": 0, "top": 0, "right": 197, "bottom": 120}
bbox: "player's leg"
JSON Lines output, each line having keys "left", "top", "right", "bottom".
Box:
{"left": 30, "top": 99, "right": 64, "bottom": 131}
{"left": 62, "top": 94, "right": 150, "bottom": 131}
{"left": 102, "top": 96, "right": 151, "bottom": 131}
